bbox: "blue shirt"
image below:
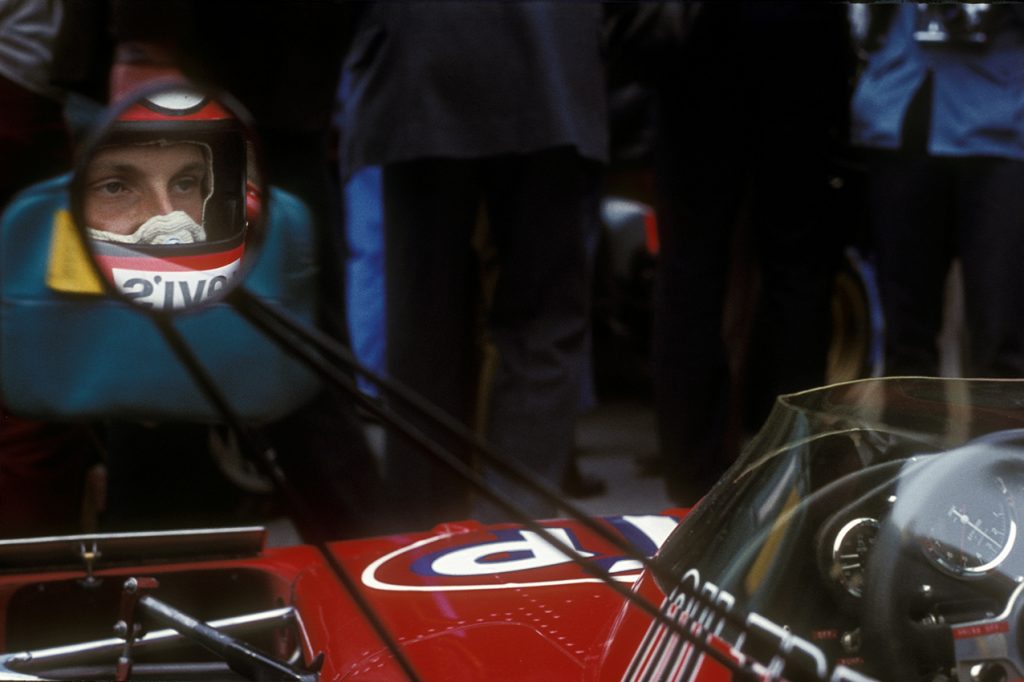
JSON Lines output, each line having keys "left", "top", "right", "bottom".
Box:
{"left": 851, "top": 6, "right": 1024, "bottom": 160}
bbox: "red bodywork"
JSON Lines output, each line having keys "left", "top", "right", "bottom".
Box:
{"left": 0, "top": 512, "right": 686, "bottom": 681}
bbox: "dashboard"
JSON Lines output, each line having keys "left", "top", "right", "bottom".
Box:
{"left": 816, "top": 450, "right": 1024, "bottom": 608}
{"left": 804, "top": 444, "right": 1024, "bottom": 678}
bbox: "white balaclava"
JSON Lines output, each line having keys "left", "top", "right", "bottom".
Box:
{"left": 88, "top": 210, "right": 206, "bottom": 245}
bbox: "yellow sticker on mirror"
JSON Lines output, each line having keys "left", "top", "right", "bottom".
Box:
{"left": 45, "top": 209, "right": 104, "bottom": 294}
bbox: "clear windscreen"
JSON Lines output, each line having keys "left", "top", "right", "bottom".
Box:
{"left": 657, "top": 377, "right": 1024, "bottom": 680}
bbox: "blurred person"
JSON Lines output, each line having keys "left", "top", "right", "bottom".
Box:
{"left": 339, "top": 2, "right": 608, "bottom": 529}
{"left": 340, "top": 165, "right": 385, "bottom": 399}
{"left": 335, "top": 44, "right": 605, "bottom": 500}
{"left": 650, "top": 4, "right": 854, "bottom": 505}
{"left": 0, "top": 0, "right": 70, "bottom": 210}
{"left": 334, "top": 66, "right": 386, "bottom": 398}
{"left": 853, "top": 5, "right": 1024, "bottom": 378}
{"left": 0, "top": 0, "right": 98, "bottom": 538}
{"left": 48, "top": 0, "right": 383, "bottom": 540}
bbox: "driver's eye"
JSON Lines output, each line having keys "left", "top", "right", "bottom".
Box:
{"left": 94, "top": 180, "right": 128, "bottom": 196}
{"left": 171, "top": 176, "right": 201, "bottom": 194}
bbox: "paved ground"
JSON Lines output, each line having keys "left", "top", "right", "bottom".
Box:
{"left": 267, "top": 396, "right": 669, "bottom": 546}
{"left": 570, "top": 398, "right": 673, "bottom": 517}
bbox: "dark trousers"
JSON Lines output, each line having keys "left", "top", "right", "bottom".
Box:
{"left": 653, "top": 151, "right": 838, "bottom": 503}
{"left": 379, "top": 149, "right": 596, "bottom": 530}
{"left": 868, "top": 153, "right": 1024, "bottom": 377}
{"left": 652, "top": 9, "right": 848, "bottom": 503}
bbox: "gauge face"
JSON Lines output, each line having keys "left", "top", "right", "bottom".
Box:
{"left": 831, "top": 517, "right": 879, "bottom": 597}
{"left": 921, "top": 483, "right": 1017, "bottom": 577}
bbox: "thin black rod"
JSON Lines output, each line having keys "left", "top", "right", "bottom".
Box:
{"left": 226, "top": 291, "right": 789, "bottom": 680}
{"left": 228, "top": 289, "right": 683, "bottom": 586}
{"left": 150, "top": 315, "right": 423, "bottom": 682}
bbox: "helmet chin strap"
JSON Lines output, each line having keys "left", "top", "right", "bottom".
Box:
{"left": 88, "top": 210, "right": 207, "bottom": 245}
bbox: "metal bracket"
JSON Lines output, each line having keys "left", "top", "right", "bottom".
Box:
{"left": 77, "top": 541, "right": 102, "bottom": 588}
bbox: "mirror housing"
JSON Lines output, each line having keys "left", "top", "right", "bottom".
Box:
{"left": 70, "top": 82, "right": 265, "bottom": 312}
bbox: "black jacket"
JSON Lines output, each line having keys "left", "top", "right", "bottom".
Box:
{"left": 338, "top": 2, "right": 609, "bottom": 179}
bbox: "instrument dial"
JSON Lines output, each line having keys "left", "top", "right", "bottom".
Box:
{"left": 921, "top": 481, "right": 1016, "bottom": 577}
{"left": 831, "top": 517, "right": 879, "bottom": 597}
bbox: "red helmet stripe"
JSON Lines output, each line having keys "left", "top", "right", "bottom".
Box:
{"left": 96, "top": 244, "right": 245, "bottom": 274}
{"left": 119, "top": 99, "right": 234, "bottom": 122}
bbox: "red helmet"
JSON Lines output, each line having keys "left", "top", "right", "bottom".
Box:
{"left": 78, "top": 84, "right": 259, "bottom": 310}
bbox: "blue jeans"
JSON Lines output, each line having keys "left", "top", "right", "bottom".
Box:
{"left": 343, "top": 166, "right": 385, "bottom": 395}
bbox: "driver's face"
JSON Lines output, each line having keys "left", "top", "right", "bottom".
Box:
{"left": 84, "top": 143, "right": 207, "bottom": 235}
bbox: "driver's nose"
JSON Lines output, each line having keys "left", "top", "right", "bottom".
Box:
{"left": 142, "top": 188, "right": 176, "bottom": 217}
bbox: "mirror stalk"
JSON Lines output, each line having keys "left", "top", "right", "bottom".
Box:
{"left": 225, "top": 288, "right": 777, "bottom": 680}
{"left": 148, "top": 314, "right": 423, "bottom": 682}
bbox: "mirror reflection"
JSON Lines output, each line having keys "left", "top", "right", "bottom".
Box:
{"left": 74, "top": 85, "right": 261, "bottom": 310}
{"left": 85, "top": 141, "right": 210, "bottom": 244}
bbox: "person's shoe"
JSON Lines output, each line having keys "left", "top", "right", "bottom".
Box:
{"left": 561, "top": 459, "right": 607, "bottom": 499}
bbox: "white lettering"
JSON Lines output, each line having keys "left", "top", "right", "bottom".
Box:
{"left": 619, "top": 514, "right": 680, "bottom": 548}
{"left": 111, "top": 260, "right": 240, "bottom": 309}
{"left": 429, "top": 529, "right": 595, "bottom": 577}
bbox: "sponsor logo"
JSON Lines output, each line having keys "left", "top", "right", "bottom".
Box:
{"left": 623, "top": 568, "right": 873, "bottom": 682}
{"left": 112, "top": 260, "right": 239, "bottom": 309}
{"left": 362, "top": 514, "right": 680, "bottom": 593}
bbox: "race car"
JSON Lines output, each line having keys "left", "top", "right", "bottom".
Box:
{"left": 4, "top": 375, "right": 1024, "bottom": 682}
{"left": 3, "top": 83, "right": 1024, "bottom": 682}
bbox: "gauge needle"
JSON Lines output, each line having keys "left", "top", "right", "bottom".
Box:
{"left": 948, "top": 507, "right": 1001, "bottom": 548}
{"left": 838, "top": 554, "right": 861, "bottom": 570}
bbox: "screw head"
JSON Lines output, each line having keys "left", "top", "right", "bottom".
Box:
{"left": 113, "top": 620, "right": 128, "bottom": 638}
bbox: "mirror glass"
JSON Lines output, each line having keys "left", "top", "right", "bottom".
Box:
{"left": 72, "top": 83, "right": 264, "bottom": 311}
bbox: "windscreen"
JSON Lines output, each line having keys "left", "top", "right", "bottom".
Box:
{"left": 656, "top": 377, "right": 1024, "bottom": 680}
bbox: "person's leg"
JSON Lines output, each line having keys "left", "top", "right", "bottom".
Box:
{"left": 955, "top": 157, "right": 1024, "bottom": 377}
{"left": 267, "top": 388, "right": 385, "bottom": 540}
{"left": 866, "top": 152, "right": 954, "bottom": 376}
{"left": 739, "top": 8, "right": 855, "bottom": 428}
{"left": 562, "top": 175, "right": 606, "bottom": 499}
{"left": 261, "top": 134, "right": 387, "bottom": 540}
{"left": 478, "top": 148, "right": 598, "bottom": 520}
{"left": 379, "top": 158, "right": 481, "bottom": 531}
{"left": 745, "top": 119, "right": 840, "bottom": 429}
{"left": 652, "top": 116, "right": 745, "bottom": 505}
{"left": 343, "top": 165, "right": 385, "bottom": 395}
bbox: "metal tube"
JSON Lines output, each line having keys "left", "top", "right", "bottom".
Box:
{"left": 0, "top": 606, "right": 294, "bottom": 672}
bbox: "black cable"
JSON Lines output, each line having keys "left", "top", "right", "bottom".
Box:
{"left": 151, "top": 315, "right": 423, "bottom": 682}
{"left": 228, "top": 288, "right": 684, "bottom": 586}
{"left": 225, "top": 290, "right": 811, "bottom": 681}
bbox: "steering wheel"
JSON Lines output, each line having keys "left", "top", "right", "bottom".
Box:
{"left": 861, "top": 444, "right": 1024, "bottom": 681}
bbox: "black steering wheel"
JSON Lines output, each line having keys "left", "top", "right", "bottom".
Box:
{"left": 861, "top": 442, "right": 1024, "bottom": 681}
